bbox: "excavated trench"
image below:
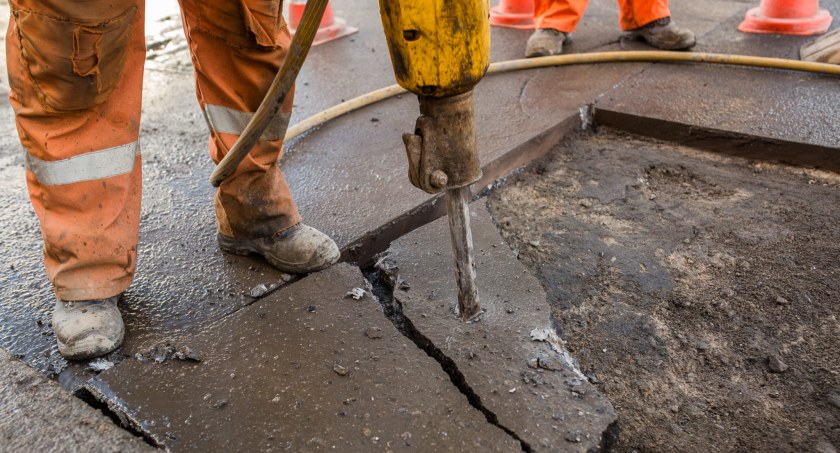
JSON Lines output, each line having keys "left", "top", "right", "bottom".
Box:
{"left": 483, "top": 125, "right": 840, "bottom": 452}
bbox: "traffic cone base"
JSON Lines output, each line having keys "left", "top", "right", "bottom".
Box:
{"left": 289, "top": 1, "right": 358, "bottom": 46}
{"left": 490, "top": 6, "right": 535, "bottom": 29}
{"left": 489, "top": 0, "right": 535, "bottom": 30}
{"left": 738, "top": 1, "right": 832, "bottom": 36}
{"left": 739, "top": 6, "right": 831, "bottom": 35}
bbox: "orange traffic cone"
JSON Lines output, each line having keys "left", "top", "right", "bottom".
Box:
{"left": 739, "top": 0, "right": 832, "bottom": 35}
{"left": 490, "top": 0, "right": 535, "bottom": 30}
{"left": 288, "top": 0, "right": 358, "bottom": 46}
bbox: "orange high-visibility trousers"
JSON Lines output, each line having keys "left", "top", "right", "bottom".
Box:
{"left": 7, "top": 0, "right": 300, "bottom": 301}
{"left": 535, "top": 0, "right": 671, "bottom": 32}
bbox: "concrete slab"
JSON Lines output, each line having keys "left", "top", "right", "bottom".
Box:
{"left": 0, "top": 349, "right": 151, "bottom": 452}
{"left": 383, "top": 203, "right": 617, "bottom": 451}
{"left": 85, "top": 264, "right": 520, "bottom": 451}
{"left": 594, "top": 13, "right": 840, "bottom": 158}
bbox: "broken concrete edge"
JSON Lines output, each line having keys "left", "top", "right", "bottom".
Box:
{"left": 0, "top": 352, "right": 154, "bottom": 452}
{"left": 83, "top": 377, "right": 166, "bottom": 449}
{"left": 341, "top": 113, "right": 583, "bottom": 267}
{"left": 372, "top": 201, "right": 620, "bottom": 451}
{"left": 593, "top": 107, "right": 840, "bottom": 172}
{"left": 0, "top": 348, "right": 154, "bottom": 452}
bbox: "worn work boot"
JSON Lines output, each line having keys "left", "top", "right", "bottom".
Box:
{"left": 627, "top": 17, "right": 696, "bottom": 50}
{"left": 218, "top": 223, "right": 340, "bottom": 274}
{"left": 525, "top": 29, "right": 567, "bottom": 58}
{"left": 53, "top": 296, "right": 124, "bottom": 360}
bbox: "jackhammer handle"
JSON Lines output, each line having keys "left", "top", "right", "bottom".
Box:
{"left": 209, "top": 0, "right": 329, "bottom": 187}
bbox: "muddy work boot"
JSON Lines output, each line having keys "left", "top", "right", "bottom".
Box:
{"left": 218, "top": 223, "right": 340, "bottom": 274}
{"left": 627, "top": 17, "right": 696, "bottom": 50}
{"left": 53, "top": 296, "right": 124, "bottom": 360}
{"left": 525, "top": 29, "right": 567, "bottom": 57}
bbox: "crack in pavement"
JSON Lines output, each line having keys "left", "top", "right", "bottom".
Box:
{"left": 362, "top": 264, "right": 533, "bottom": 453}
{"left": 516, "top": 74, "right": 537, "bottom": 115}
{"left": 75, "top": 382, "right": 163, "bottom": 449}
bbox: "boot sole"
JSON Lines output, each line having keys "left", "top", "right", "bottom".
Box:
{"left": 218, "top": 234, "right": 338, "bottom": 274}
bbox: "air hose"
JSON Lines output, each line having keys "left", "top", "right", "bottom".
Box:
{"left": 285, "top": 50, "right": 840, "bottom": 142}
{"left": 210, "top": 0, "right": 329, "bottom": 187}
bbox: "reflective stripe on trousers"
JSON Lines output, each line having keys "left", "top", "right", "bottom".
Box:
{"left": 203, "top": 104, "right": 292, "bottom": 141}
{"left": 8, "top": 0, "right": 146, "bottom": 301}
{"left": 24, "top": 142, "right": 141, "bottom": 186}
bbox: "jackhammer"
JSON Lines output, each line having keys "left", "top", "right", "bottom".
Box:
{"left": 379, "top": 0, "right": 490, "bottom": 320}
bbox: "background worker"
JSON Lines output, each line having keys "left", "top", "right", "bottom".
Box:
{"left": 526, "top": 0, "right": 696, "bottom": 57}
{"left": 6, "top": 0, "right": 340, "bottom": 360}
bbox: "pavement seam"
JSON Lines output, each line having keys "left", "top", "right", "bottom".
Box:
{"left": 592, "top": 112, "right": 840, "bottom": 169}
{"left": 342, "top": 115, "right": 585, "bottom": 267}
{"left": 361, "top": 264, "right": 534, "bottom": 453}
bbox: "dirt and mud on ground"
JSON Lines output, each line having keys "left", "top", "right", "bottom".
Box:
{"left": 487, "top": 129, "right": 840, "bottom": 453}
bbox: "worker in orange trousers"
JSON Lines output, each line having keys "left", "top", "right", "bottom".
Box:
{"left": 526, "top": 0, "right": 696, "bottom": 57}
{"left": 6, "top": 0, "right": 340, "bottom": 360}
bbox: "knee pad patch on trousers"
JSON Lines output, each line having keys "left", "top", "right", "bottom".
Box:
{"left": 10, "top": 3, "right": 137, "bottom": 112}
{"left": 195, "top": 0, "right": 287, "bottom": 49}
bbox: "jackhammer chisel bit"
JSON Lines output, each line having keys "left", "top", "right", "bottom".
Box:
{"left": 379, "top": 0, "right": 490, "bottom": 320}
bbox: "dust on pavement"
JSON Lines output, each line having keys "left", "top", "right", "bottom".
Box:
{"left": 488, "top": 129, "right": 840, "bottom": 452}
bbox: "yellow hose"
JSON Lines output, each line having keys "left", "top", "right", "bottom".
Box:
{"left": 285, "top": 50, "right": 840, "bottom": 141}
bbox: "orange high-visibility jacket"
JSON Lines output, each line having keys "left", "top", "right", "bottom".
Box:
{"left": 534, "top": 0, "right": 671, "bottom": 32}
{"left": 7, "top": 0, "right": 300, "bottom": 300}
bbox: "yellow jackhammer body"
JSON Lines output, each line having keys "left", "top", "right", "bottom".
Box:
{"left": 379, "top": 1, "right": 491, "bottom": 320}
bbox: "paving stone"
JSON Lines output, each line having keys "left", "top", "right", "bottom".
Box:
{"left": 0, "top": 349, "right": 151, "bottom": 452}
{"left": 386, "top": 203, "right": 617, "bottom": 452}
{"left": 85, "top": 264, "right": 519, "bottom": 451}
